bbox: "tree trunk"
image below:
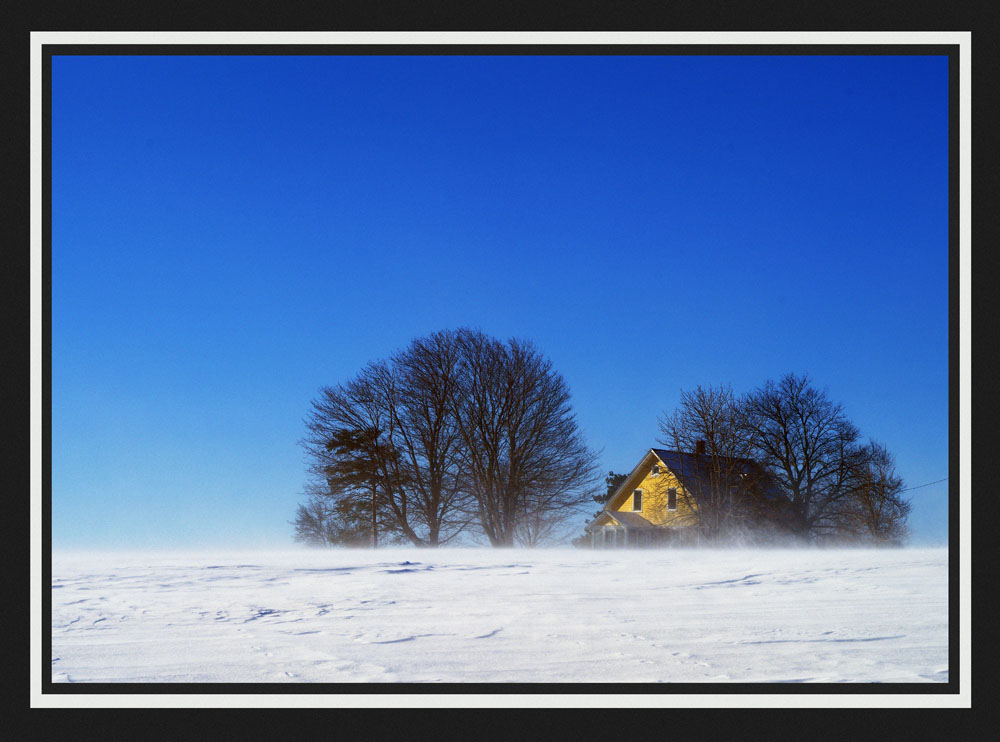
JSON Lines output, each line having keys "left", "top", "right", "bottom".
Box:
{"left": 371, "top": 483, "right": 378, "bottom": 548}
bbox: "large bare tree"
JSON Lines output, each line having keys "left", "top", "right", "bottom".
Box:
{"left": 454, "top": 330, "right": 601, "bottom": 547}
{"left": 746, "top": 373, "right": 864, "bottom": 539}
{"left": 383, "top": 331, "right": 474, "bottom": 545}
{"left": 299, "top": 329, "right": 598, "bottom": 547}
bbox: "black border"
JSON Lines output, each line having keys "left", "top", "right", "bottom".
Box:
{"left": 40, "top": 41, "right": 961, "bottom": 697}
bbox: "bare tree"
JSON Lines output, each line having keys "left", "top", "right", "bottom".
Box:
{"left": 384, "top": 331, "right": 475, "bottom": 546}
{"left": 292, "top": 496, "right": 340, "bottom": 546}
{"left": 514, "top": 482, "right": 595, "bottom": 547}
{"left": 454, "top": 330, "right": 601, "bottom": 547}
{"left": 292, "top": 493, "right": 380, "bottom": 547}
{"left": 658, "top": 385, "right": 777, "bottom": 541}
{"left": 830, "top": 441, "right": 911, "bottom": 544}
{"left": 746, "top": 373, "right": 863, "bottom": 540}
{"left": 302, "top": 349, "right": 473, "bottom": 547}
{"left": 299, "top": 329, "right": 600, "bottom": 548}
{"left": 302, "top": 361, "right": 428, "bottom": 546}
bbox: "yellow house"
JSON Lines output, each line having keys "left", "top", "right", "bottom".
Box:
{"left": 584, "top": 445, "right": 788, "bottom": 547}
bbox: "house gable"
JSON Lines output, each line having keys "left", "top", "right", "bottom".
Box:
{"left": 605, "top": 449, "right": 697, "bottom": 527}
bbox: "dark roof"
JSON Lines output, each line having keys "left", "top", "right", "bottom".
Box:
{"left": 650, "top": 449, "right": 787, "bottom": 503}
{"left": 651, "top": 448, "right": 757, "bottom": 471}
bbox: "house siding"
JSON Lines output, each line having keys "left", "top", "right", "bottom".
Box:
{"left": 610, "top": 454, "right": 697, "bottom": 527}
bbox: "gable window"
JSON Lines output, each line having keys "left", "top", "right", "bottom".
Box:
{"left": 632, "top": 490, "right": 642, "bottom": 512}
{"left": 650, "top": 464, "right": 660, "bottom": 476}
{"left": 667, "top": 488, "right": 678, "bottom": 511}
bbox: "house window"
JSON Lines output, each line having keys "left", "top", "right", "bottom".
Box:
{"left": 632, "top": 490, "right": 642, "bottom": 512}
{"left": 667, "top": 488, "right": 678, "bottom": 511}
{"left": 650, "top": 464, "right": 660, "bottom": 476}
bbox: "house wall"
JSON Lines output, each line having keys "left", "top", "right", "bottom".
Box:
{"left": 610, "top": 455, "right": 698, "bottom": 527}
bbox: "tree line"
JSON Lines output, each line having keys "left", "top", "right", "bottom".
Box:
{"left": 587, "top": 374, "right": 911, "bottom": 545}
{"left": 295, "top": 329, "right": 912, "bottom": 548}
{"left": 293, "top": 328, "right": 601, "bottom": 547}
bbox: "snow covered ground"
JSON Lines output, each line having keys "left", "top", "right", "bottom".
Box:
{"left": 51, "top": 547, "right": 948, "bottom": 684}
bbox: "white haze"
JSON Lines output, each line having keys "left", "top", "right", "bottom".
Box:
{"left": 51, "top": 547, "right": 948, "bottom": 683}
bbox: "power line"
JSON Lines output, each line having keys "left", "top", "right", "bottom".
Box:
{"left": 900, "top": 477, "right": 948, "bottom": 493}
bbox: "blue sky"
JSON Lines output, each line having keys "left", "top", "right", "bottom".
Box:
{"left": 51, "top": 54, "right": 950, "bottom": 548}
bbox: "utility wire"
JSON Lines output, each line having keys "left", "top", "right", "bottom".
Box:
{"left": 899, "top": 477, "right": 948, "bottom": 493}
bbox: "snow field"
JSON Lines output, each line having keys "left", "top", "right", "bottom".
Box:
{"left": 51, "top": 547, "right": 948, "bottom": 683}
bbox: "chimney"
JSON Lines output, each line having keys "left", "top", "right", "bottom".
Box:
{"left": 695, "top": 440, "right": 706, "bottom": 456}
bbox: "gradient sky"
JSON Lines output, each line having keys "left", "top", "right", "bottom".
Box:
{"left": 51, "top": 53, "right": 950, "bottom": 549}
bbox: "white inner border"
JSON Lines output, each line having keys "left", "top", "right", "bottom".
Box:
{"left": 30, "top": 30, "right": 972, "bottom": 709}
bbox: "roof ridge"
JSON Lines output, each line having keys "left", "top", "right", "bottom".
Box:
{"left": 652, "top": 447, "right": 759, "bottom": 464}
